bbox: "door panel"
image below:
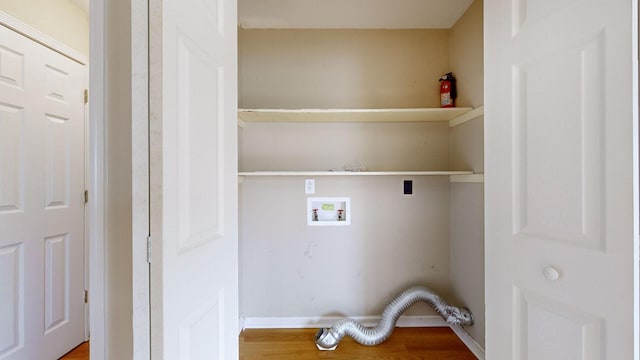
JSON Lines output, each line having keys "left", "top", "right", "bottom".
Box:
{"left": 485, "top": 0, "right": 636, "bottom": 358}
{"left": 45, "top": 115, "right": 71, "bottom": 209}
{"left": 512, "top": 31, "right": 605, "bottom": 250}
{"left": 0, "top": 243, "right": 22, "bottom": 357}
{"left": 0, "top": 103, "right": 24, "bottom": 213}
{"left": 513, "top": 288, "right": 602, "bottom": 360}
{"left": 150, "top": 0, "right": 238, "bottom": 358}
{"left": 0, "top": 24, "right": 85, "bottom": 360}
{"left": 44, "top": 233, "right": 69, "bottom": 333}
{"left": 0, "top": 45, "right": 24, "bottom": 88}
{"left": 176, "top": 35, "right": 223, "bottom": 251}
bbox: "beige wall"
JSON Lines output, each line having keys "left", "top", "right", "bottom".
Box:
{"left": 450, "top": 181, "right": 484, "bottom": 346}
{"left": 449, "top": 117, "right": 485, "bottom": 347}
{"left": 0, "top": 0, "right": 89, "bottom": 55}
{"left": 241, "top": 176, "right": 454, "bottom": 318}
{"left": 239, "top": 29, "right": 450, "bottom": 109}
{"left": 449, "top": 0, "right": 485, "bottom": 347}
{"left": 239, "top": 7, "right": 483, "bottom": 110}
{"left": 105, "top": 0, "right": 133, "bottom": 358}
{"left": 241, "top": 122, "right": 450, "bottom": 172}
{"left": 239, "top": 31, "right": 457, "bottom": 320}
{"left": 450, "top": 116, "right": 484, "bottom": 173}
{"left": 449, "top": 0, "right": 483, "bottom": 108}
{"left": 239, "top": 1, "right": 485, "bottom": 343}
{"left": 240, "top": 121, "right": 455, "bottom": 318}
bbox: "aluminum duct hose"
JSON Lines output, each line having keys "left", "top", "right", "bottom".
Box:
{"left": 314, "top": 285, "right": 473, "bottom": 350}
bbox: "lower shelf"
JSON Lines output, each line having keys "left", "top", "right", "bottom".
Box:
{"left": 449, "top": 174, "right": 484, "bottom": 183}
{"left": 238, "top": 171, "right": 474, "bottom": 176}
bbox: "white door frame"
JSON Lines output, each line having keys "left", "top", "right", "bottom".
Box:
{"left": 88, "top": 1, "right": 151, "bottom": 359}
{"left": 130, "top": 0, "right": 151, "bottom": 358}
{"left": 88, "top": 0, "right": 107, "bottom": 358}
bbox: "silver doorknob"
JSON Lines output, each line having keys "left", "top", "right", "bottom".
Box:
{"left": 543, "top": 266, "right": 560, "bottom": 281}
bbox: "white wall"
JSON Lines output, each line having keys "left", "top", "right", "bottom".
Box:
{"left": 0, "top": 0, "right": 89, "bottom": 55}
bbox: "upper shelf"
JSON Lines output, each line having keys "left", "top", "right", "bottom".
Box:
{"left": 238, "top": 107, "right": 476, "bottom": 124}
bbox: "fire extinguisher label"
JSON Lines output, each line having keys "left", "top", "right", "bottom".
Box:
{"left": 441, "top": 93, "right": 453, "bottom": 107}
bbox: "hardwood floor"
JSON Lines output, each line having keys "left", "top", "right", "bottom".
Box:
{"left": 59, "top": 341, "right": 89, "bottom": 360}
{"left": 240, "top": 327, "right": 477, "bottom": 359}
{"left": 58, "top": 327, "right": 477, "bottom": 359}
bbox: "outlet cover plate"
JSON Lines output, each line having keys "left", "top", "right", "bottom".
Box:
{"left": 305, "top": 179, "right": 315, "bottom": 194}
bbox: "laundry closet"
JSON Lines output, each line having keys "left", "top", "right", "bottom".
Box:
{"left": 237, "top": 0, "right": 485, "bottom": 351}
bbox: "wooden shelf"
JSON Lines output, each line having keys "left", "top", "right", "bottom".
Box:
{"left": 449, "top": 173, "right": 484, "bottom": 183}
{"left": 238, "top": 171, "right": 474, "bottom": 177}
{"left": 449, "top": 106, "right": 484, "bottom": 127}
{"left": 238, "top": 107, "right": 474, "bottom": 124}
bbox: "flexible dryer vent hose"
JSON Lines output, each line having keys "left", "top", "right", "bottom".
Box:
{"left": 314, "top": 285, "right": 473, "bottom": 350}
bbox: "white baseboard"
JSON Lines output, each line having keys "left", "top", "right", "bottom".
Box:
{"left": 239, "top": 316, "right": 245, "bottom": 334}
{"left": 241, "top": 316, "right": 485, "bottom": 359}
{"left": 450, "top": 325, "right": 485, "bottom": 360}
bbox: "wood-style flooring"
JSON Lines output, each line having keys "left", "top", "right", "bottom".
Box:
{"left": 240, "top": 327, "right": 477, "bottom": 359}
{"left": 59, "top": 327, "right": 476, "bottom": 359}
{"left": 59, "top": 341, "right": 89, "bottom": 360}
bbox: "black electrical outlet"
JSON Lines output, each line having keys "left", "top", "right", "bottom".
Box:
{"left": 404, "top": 180, "right": 413, "bottom": 195}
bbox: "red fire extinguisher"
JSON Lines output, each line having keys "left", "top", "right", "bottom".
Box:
{"left": 439, "top": 72, "right": 457, "bottom": 108}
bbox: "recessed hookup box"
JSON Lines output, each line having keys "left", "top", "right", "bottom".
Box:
{"left": 307, "top": 197, "right": 351, "bottom": 226}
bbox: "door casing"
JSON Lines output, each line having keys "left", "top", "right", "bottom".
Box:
{"left": 87, "top": 0, "right": 152, "bottom": 359}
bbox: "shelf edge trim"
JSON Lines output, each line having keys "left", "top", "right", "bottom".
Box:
{"left": 449, "top": 174, "right": 485, "bottom": 183}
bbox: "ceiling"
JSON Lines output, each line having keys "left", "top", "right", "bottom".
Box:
{"left": 239, "top": 0, "right": 474, "bottom": 29}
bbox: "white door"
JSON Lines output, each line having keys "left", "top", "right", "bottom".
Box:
{"left": 485, "top": 0, "right": 637, "bottom": 358}
{"left": 0, "top": 25, "right": 86, "bottom": 360}
{"left": 149, "top": 0, "right": 239, "bottom": 358}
